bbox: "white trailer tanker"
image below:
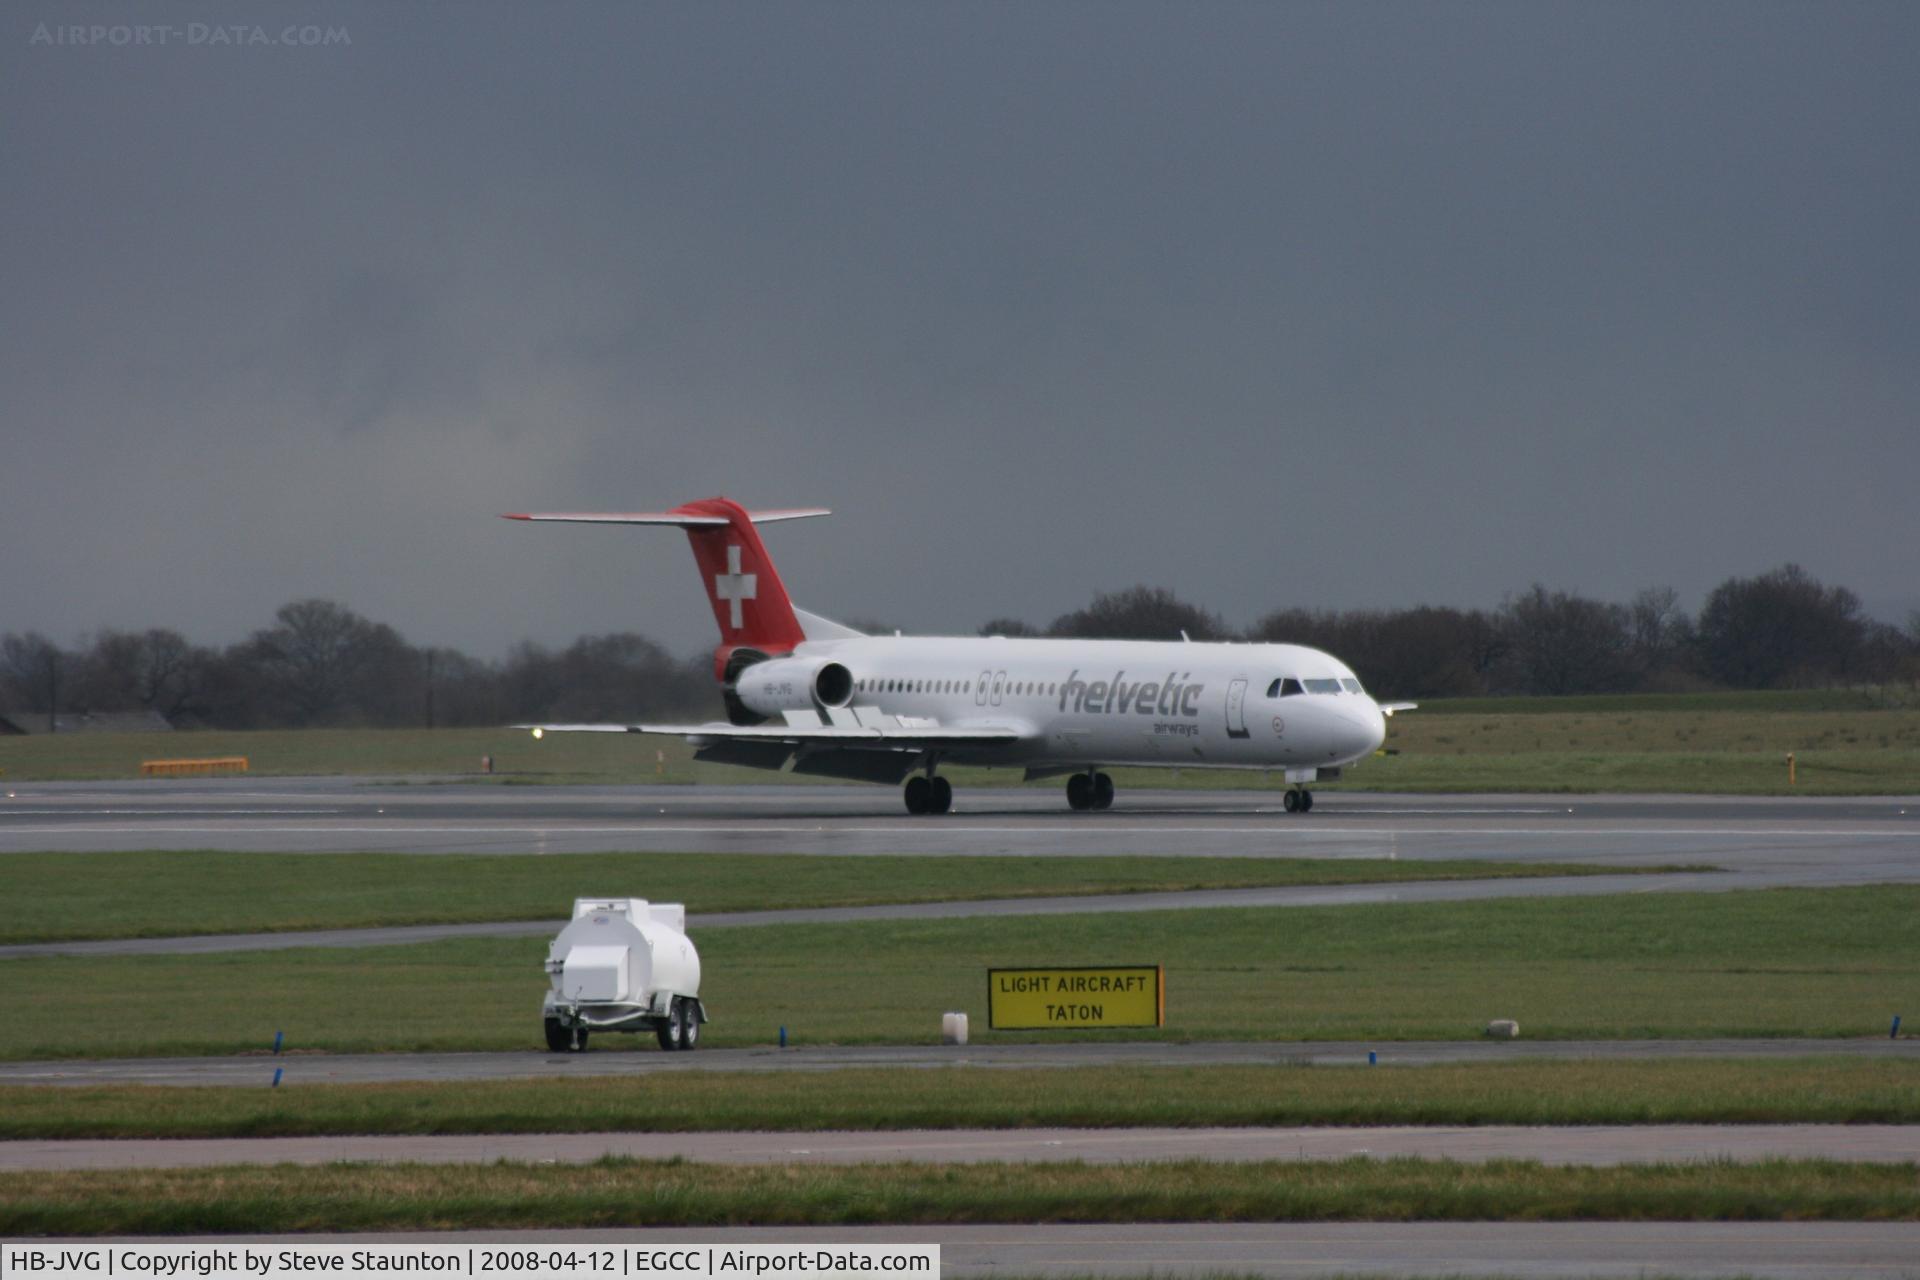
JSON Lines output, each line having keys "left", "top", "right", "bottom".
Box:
{"left": 542, "top": 898, "right": 706, "bottom": 1052}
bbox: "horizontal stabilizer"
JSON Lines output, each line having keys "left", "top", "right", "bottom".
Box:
{"left": 793, "top": 606, "right": 866, "bottom": 641}
{"left": 505, "top": 497, "right": 825, "bottom": 659}
{"left": 503, "top": 509, "right": 829, "bottom": 526}
{"left": 513, "top": 724, "right": 641, "bottom": 735}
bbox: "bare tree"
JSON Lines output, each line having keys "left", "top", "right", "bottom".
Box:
{"left": 1857, "top": 620, "right": 1920, "bottom": 688}
{"left": 1, "top": 632, "right": 67, "bottom": 729}
{"left": 1250, "top": 605, "right": 1508, "bottom": 699}
{"left": 1048, "top": 586, "right": 1228, "bottom": 641}
{"left": 1500, "top": 585, "right": 1634, "bottom": 695}
{"left": 500, "top": 640, "right": 565, "bottom": 724}
{"left": 1696, "top": 564, "right": 1865, "bottom": 689}
{"left": 418, "top": 646, "right": 503, "bottom": 727}
{"left": 73, "top": 628, "right": 212, "bottom": 719}
{"left": 1624, "top": 587, "right": 1696, "bottom": 688}
{"left": 499, "top": 633, "right": 714, "bottom": 724}
{"left": 243, "top": 599, "right": 389, "bottom": 726}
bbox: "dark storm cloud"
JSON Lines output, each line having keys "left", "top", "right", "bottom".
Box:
{"left": 3, "top": 1, "right": 1916, "bottom": 657}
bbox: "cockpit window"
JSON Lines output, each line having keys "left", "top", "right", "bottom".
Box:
{"left": 1268, "top": 677, "right": 1305, "bottom": 697}
{"left": 1304, "top": 678, "right": 1343, "bottom": 694}
{"left": 1340, "top": 678, "right": 1363, "bottom": 694}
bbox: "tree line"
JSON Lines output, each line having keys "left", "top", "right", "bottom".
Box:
{"left": 0, "top": 599, "right": 719, "bottom": 731}
{"left": 4, "top": 565, "right": 1916, "bottom": 730}
{"left": 994, "top": 566, "right": 1918, "bottom": 699}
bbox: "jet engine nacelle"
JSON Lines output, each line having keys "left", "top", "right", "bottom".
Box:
{"left": 733, "top": 657, "right": 854, "bottom": 718}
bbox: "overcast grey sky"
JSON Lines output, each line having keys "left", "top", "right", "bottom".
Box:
{"left": 4, "top": 1, "right": 1916, "bottom": 657}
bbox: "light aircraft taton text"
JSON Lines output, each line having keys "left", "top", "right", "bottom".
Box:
{"left": 505, "top": 498, "right": 1410, "bottom": 814}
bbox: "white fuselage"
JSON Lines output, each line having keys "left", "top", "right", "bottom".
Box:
{"left": 765, "top": 634, "right": 1387, "bottom": 774}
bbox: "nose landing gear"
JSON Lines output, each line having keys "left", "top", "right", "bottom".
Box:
{"left": 1282, "top": 787, "right": 1314, "bottom": 814}
{"left": 903, "top": 773, "right": 953, "bottom": 815}
{"left": 1066, "top": 770, "right": 1114, "bottom": 811}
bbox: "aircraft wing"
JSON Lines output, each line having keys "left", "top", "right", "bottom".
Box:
{"left": 1378, "top": 702, "right": 1419, "bottom": 716}
{"left": 521, "top": 711, "right": 1031, "bottom": 749}
{"left": 658, "top": 723, "right": 1026, "bottom": 747}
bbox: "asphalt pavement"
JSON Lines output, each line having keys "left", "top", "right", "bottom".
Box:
{"left": 2, "top": 780, "right": 1915, "bottom": 866}
{"left": 44, "top": 1224, "right": 1920, "bottom": 1279}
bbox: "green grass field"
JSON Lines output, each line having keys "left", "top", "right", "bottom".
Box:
{"left": 4, "top": 688, "right": 1918, "bottom": 791}
{"left": 5, "top": 1059, "right": 1915, "bottom": 1139}
{"left": 1337, "top": 747, "right": 1920, "bottom": 793}
{"left": 6, "top": 1157, "right": 1917, "bottom": 1236}
{"left": 1415, "top": 689, "right": 1920, "bottom": 715}
{"left": 1367, "top": 699, "right": 1920, "bottom": 794}
{"left": 3, "top": 887, "right": 1911, "bottom": 1059}
{"left": 0, "top": 727, "right": 668, "bottom": 784}
{"left": 0, "top": 850, "right": 1685, "bottom": 945}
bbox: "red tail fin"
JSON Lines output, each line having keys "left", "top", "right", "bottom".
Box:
{"left": 668, "top": 497, "right": 807, "bottom": 657}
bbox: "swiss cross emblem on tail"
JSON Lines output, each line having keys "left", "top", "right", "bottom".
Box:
{"left": 713, "top": 545, "right": 757, "bottom": 627}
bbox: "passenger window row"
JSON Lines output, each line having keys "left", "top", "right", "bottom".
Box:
{"left": 854, "top": 678, "right": 1065, "bottom": 696}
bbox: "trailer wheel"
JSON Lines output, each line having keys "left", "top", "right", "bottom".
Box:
{"left": 675, "top": 997, "right": 700, "bottom": 1051}
{"left": 543, "top": 1017, "right": 569, "bottom": 1053}
{"left": 656, "top": 1015, "right": 678, "bottom": 1052}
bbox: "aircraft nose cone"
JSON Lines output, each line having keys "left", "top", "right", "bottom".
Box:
{"left": 1331, "top": 702, "right": 1387, "bottom": 762}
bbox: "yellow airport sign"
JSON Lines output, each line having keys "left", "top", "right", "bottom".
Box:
{"left": 987, "top": 965, "right": 1164, "bottom": 1029}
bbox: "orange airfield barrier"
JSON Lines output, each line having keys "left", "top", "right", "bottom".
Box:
{"left": 140, "top": 757, "right": 250, "bottom": 777}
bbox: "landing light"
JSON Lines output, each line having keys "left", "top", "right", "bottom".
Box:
{"left": 531, "top": 727, "right": 544, "bottom": 740}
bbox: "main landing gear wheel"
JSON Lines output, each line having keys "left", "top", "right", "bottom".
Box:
{"left": 905, "top": 775, "right": 952, "bottom": 815}
{"left": 904, "top": 775, "right": 931, "bottom": 814}
{"left": 1067, "top": 772, "right": 1115, "bottom": 811}
{"left": 1283, "top": 788, "right": 1314, "bottom": 814}
{"left": 903, "top": 774, "right": 953, "bottom": 815}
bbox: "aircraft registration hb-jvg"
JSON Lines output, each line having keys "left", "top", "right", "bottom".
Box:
{"left": 507, "top": 497, "right": 1412, "bottom": 815}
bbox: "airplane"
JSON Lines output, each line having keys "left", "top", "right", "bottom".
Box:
{"left": 506, "top": 496, "right": 1411, "bottom": 815}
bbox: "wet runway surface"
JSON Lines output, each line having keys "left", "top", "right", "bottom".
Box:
{"left": 3, "top": 779, "right": 1916, "bottom": 871}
